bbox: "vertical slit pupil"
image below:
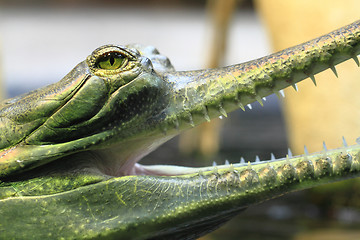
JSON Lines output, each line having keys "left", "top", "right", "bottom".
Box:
{"left": 110, "top": 56, "right": 115, "bottom": 65}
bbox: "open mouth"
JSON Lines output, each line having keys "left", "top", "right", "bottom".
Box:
{"left": 2, "top": 20, "right": 360, "bottom": 190}
{"left": 6, "top": 64, "right": 354, "bottom": 182}
{"left": 111, "top": 73, "right": 356, "bottom": 180}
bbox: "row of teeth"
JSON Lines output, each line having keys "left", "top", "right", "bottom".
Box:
{"left": 217, "top": 57, "right": 360, "bottom": 119}
{"left": 168, "top": 56, "right": 360, "bottom": 135}
{"left": 218, "top": 90, "right": 281, "bottom": 120}
{"left": 213, "top": 59, "right": 359, "bottom": 162}
{"left": 212, "top": 136, "right": 352, "bottom": 167}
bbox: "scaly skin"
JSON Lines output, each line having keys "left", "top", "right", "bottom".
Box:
{"left": 0, "top": 20, "right": 360, "bottom": 239}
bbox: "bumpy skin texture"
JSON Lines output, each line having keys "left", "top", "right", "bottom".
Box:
{"left": 1, "top": 21, "right": 360, "bottom": 239}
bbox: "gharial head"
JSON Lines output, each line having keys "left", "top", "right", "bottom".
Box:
{"left": 1, "top": 20, "right": 360, "bottom": 240}
{"left": 0, "top": 44, "right": 175, "bottom": 178}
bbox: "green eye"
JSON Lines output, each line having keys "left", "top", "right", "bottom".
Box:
{"left": 96, "top": 52, "right": 126, "bottom": 70}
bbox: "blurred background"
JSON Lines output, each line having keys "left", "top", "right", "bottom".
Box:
{"left": 0, "top": 0, "right": 360, "bottom": 239}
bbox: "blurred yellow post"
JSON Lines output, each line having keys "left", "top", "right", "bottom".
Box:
{"left": 255, "top": 0, "right": 360, "bottom": 154}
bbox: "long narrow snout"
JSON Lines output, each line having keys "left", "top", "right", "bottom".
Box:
{"left": 161, "top": 20, "right": 360, "bottom": 132}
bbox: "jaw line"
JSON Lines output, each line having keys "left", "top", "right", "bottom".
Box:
{"left": 129, "top": 139, "right": 358, "bottom": 178}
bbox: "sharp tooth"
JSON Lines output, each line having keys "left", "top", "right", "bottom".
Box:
{"left": 270, "top": 153, "right": 276, "bottom": 160}
{"left": 255, "top": 96, "right": 264, "bottom": 106}
{"left": 212, "top": 161, "right": 217, "bottom": 166}
{"left": 304, "top": 145, "right": 309, "bottom": 156}
{"left": 240, "top": 157, "right": 245, "bottom": 164}
{"left": 188, "top": 112, "right": 195, "bottom": 127}
{"left": 262, "top": 97, "right": 267, "bottom": 101}
{"left": 352, "top": 55, "right": 360, "bottom": 67}
{"left": 279, "top": 90, "right": 285, "bottom": 98}
{"left": 255, "top": 155, "right": 260, "bottom": 162}
{"left": 238, "top": 102, "right": 245, "bottom": 111}
{"left": 225, "top": 159, "right": 230, "bottom": 165}
{"left": 322, "top": 141, "right": 328, "bottom": 157}
{"left": 247, "top": 104, "right": 252, "bottom": 110}
{"left": 203, "top": 106, "right": 210, "bottom": 122}
{"left": 219, "top": 105, "right": 228, "bottom": 117}
{"left": 275, "top": 91, "right": 282, "bottom": 99}
{"left": 309, "top": 75, "right": 317, "bottom": 86}
{"left": 235, "top": 95, "right": 245, "bottom": 111}
{"left": 292, "top": 83, "right": 298, "bottom": 91}
{"left": 189, "top": 119, "right": 195, "bottom": 127}
{"left": 330, "top": 65, "right": 338, "bottom": 77}
{"left": 322, "top": 141, "right": 328, "bottom": 152}
{"left": 342, "top": 136, "right": 348, "bottom": 147}
{"left": 219, "top": 116, "right": 223, "bottom": 120}
{"left": 247, "top": 161, "right": 251, "bottom": 169}
{"left": 287, "top": 148, "right": 293, "bottom": 158}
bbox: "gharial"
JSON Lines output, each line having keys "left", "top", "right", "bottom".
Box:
{"left": 0, "top": 20, "right": 360, "bottom": 240}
